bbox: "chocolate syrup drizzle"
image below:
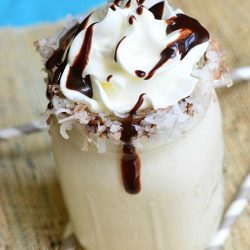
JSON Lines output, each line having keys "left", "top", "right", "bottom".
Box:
{"left": 45, "top": 14, "right": 93, "bottom": 100}
{"left": 145, "top": 13, "right": 210, "bottom": 80}
{"left": 121, "top": 94, "right": 145, "bottom": 194}
{"left": 137, "top": 0, "right": 145, "bottom": 4}
{"left": 46, "top": 25, "right": 78, "bottom": 71}
{"left": 135, "top": 70, "right": 146, "bottom": 78}
{"left": 129, "top": 15, "right": 136, "bottom": 25}
{"left": 110, "top": 4, "right": 117, "bottom": 11}
{"left": 45, "top": 1, "right": 210, "bottom": 195}
{"left": 126, "top": 0, "right": 132, "bottom": 8}
{"left": 66, "top": 22, "right": 97, "bottom": 98}
{"left": 114, "top": 36, "right": 126, "bottom": 62}
{"left": 107, "top": 75, "right": 113, "bottom": 82}
{"left": 149, "top": 1, "right": 165, "bottom": 20}
{"left": 136, "top": 5, "right": 144, "bottom": 15}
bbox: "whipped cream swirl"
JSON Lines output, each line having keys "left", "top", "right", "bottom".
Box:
{"left": 59, "top": 0, "right": 210, "bottom": 114}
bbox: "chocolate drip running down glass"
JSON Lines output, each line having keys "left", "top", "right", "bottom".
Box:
{"left": 36, "top": 0, "right": 232, "bottom": 249}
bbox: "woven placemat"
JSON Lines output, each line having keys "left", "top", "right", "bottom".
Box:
{"left": 0, "top": 0, "right": 249, "bottom": 249}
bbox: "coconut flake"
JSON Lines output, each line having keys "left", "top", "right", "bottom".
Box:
{"left": 60, "top": 121, "right": 73, "bottom": 139}
{"left": 110, "top": 124, "right": 121, "bottom": 133}
{"left": 39, "top": 28, "right": 231, "bottom": 152}
{"left": 55, "top": 108, "right": 73, "bottom": 115}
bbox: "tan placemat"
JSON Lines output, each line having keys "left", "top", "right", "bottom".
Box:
{"left": 0, "top": 0, "right": 249, "bottom": 249}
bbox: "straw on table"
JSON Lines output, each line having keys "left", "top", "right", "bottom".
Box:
{"left": 231, "top": 66, "right": 250, "bottom": 82}
{"left": 0, "top": 121, "right": 48, "bottom": 141}
{"left": 207, "top": 174, "right": 250, "bottom": 250}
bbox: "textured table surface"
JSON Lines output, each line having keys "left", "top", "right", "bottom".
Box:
{"left": 0, "top": 0, "right": 249, "bottom": 249}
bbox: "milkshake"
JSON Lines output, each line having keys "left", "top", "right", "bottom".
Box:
{"left": 36, "top": 0, "right": 232, "bottom": 249}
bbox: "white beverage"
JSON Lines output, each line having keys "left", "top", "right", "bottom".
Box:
{"left": 35, "top": 1, "right": 231, "bottom": 249}
{"left": 51, "top": 98, "right": 224, "bottom": 250}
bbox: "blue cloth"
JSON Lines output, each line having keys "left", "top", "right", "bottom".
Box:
{"left": 0, "top": 0, "right": 103, "bottom": 26}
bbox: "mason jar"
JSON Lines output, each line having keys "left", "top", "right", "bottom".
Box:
{"left": 50, "top": 97, "right": 224, "bottom": 250}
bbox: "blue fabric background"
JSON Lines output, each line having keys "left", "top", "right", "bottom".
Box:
{"left": 0, "top": 0, "right": 103, "bottom": 26}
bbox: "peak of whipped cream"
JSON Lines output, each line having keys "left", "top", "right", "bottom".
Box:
{"left": 53, "top": 0, "right": 210, "bottom": 114}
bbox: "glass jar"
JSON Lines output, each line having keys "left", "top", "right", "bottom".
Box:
{"left": 50, "top": 98, "right": 224, "bottom": 250}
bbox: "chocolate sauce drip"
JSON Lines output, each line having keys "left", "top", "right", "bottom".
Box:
{"left": 46, "top": 87, "right": 53, "bottom": 100}
{"left": 136, "top": 0, "right": 145, "bottom": 5}
{"left": 126, "top": 0, "right": 131, "bottom": 8}
{"left": 114, "top": 36, "right": 126, "bottom": 62}
{"left": 135, "top": 70, "right": 146, "bottom": 78}
{"left": 136, "top": 6, "right": 144, "bottom": 15}
{"left": 145, "top": 14, "right": 210, "bottom": 80}
{"left": 46, "top": 15, "right": 91, "bottom": 72}
{"left": 149, "top": 1, "right": 165, "bottom": 20}
{"left": 110, "top": 4, "right": 117, "bottom": 11}
{"left": 46, "top": 25, "right": 79, "bottom": 71}
{"left": 51, "top": 60, "right": 67, "bottom": 85}
{"left": 129, "top": 15, "right": 136, "bottom": 25}
{"left": 67, "top": 73, "right": 93, "bottom": 98}
{"left": 166, "top": 14, "right": 210, "bottom": 44}
{"left": 46, "top": 49, "right": 64, "bottom": 71}
{"left": 121, "top": 143, "right": 141, "bottom": 194}
{"left": 66, "top": 23, "right": 97, "bottom": 97}
{"left": 45, "top": 14, "right": 92, "bottom": 101}
{"left": 107, "top": 75, "right": 113, "bottom": 82}
{"left": 121, "top": 94, "right": 145, "bottom": 194}
{"left": 129, "top": 93, "right": 145, "bottom": 116}
{"left": 77, "top": 13, "right": 92, "bottom": 32}
{"left": 47, "top": 102, "right": 54, "bottom": 110}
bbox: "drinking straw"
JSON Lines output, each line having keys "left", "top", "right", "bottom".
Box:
{"left": 0, "top": 121, "right": 48, "bottom": 141}
{"left": 231, "top": 66, "right": 250, "bottom": 82}
{"left": 206, "top": 173, "right": 250, "bottom": 250}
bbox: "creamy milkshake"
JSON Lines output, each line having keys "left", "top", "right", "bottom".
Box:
{"left": 36, "top": 0, "right": 231, "bottom": 249}
{"left": 50, "top": 99, "right": 224, "bottom": 250}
